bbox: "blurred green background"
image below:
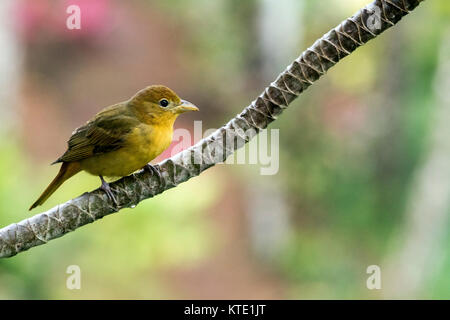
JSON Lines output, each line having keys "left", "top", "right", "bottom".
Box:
{"left": 0, "top": 0, "right": 449, "bottom": 299}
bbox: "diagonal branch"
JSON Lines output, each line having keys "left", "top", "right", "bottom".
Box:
{"left": 0, "top": 0, "right": 425, "bottom": 258}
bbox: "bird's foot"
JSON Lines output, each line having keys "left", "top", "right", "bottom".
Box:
{"left": 99, "top": 176, "right": 119, "bottom": 208}
{"left": 144, "top": 163, "right": 163, "bottom": 183}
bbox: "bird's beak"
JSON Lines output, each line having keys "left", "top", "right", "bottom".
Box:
{"left": 175, "top": 99, "right": 199, "bottom": 113}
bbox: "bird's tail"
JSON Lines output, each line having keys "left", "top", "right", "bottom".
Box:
{"left": 29, "top": 162, "right": 81, "bottom": 210}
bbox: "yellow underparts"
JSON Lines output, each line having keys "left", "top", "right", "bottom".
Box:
{"left": 80, "top": 122, "right": 175, "bottom": 178}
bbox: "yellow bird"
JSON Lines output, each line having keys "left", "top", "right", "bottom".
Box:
{"left": 30, "top": 85, "right": 198, "bottom": 210}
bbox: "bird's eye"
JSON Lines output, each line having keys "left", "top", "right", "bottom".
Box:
{"left": 159, "top": 99, "right": 169, "bottom": 107}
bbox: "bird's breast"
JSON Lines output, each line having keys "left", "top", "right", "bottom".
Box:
{"left": 80, "top": 123, "right": 174, "bottom": 178}
{"left": 129, "top": 123, "right": 173, "bottom": 161}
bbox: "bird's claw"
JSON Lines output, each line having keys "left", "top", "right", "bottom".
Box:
{"left": 100, "top": 176, "right": 119, "bottom": 208}
{"left": 144, "top": 163, "right": 163, "bottom": 183}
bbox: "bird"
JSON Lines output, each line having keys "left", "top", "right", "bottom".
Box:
{"left": 29, "top": 85, "right": 199, "bottom": 210}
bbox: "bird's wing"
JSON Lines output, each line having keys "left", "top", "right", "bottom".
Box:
{"left": 54, "top": 113, "right": 140, "bottom": 163}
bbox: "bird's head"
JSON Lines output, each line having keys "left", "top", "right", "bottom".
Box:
{"left": 129, "top": 85, "right": 198, "bottom": 123}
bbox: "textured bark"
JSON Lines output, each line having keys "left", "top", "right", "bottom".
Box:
{"left": 0, "top": 0, "right": 425, "bottom": 258}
